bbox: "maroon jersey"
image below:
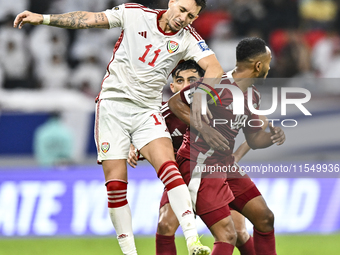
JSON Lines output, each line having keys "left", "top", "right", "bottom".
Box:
{"left": 161, "top": 101, "right": 187, "bottom": 154}
{"left": 177, "top": 71, "right": 262, "bottom": 166}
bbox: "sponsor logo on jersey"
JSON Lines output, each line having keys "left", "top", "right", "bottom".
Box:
{"left": 138, "top": 31, "right": 147, "bottom": 38}
{"left": 198, "top": 41, "right": 209, "bottom": 52}
{"left": 101, "top": 142, "right": 110, "bottom": 153}
{"left": 167, "top": 40, "right": 179, "bottom": 53}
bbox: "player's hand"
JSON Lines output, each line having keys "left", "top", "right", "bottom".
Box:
{"left": 269, "top": 123, "right": 285, "bottom": 145}
{"left": 192, "top": 92, "right": 212, "bottom": 129}
{"left": 127, "top": 144, "right": 138, "bottom": 168}
{"left": 13, "top": 11, "right": 43, "bottom": 29}
{"left": 199, "top": 123, "right": 230, "bottom": 151}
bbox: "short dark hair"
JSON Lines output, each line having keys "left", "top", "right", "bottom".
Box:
{"left": 172, "top": 60, "right": 205, "bottom": 78}
{"left": 236, "top": 37, "right": 267, "bottom": 62}
{"left": 195, "top": 0, "right": 206, "bottom": 12}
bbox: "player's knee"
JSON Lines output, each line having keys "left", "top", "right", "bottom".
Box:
{"left": 254, "top": 209, "right": 274, "bottom": 233}
{"left": 214, "top": 231, "right": 237, "bottom": 245}
{"left": 235, "top": 228, "right": 250, "bottom": 247}
{"left": 212, "top": 221, "right": 237, "bottom": 245}
{"left": 157, "top": 217, "right": 177, "bottom": 236}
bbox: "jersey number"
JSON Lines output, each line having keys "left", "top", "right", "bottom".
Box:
{"left": 151, "top": 113, "right": 162, "bottom": 125}
{"left": 138, "top": 44, "right": 161, "bottom": 67}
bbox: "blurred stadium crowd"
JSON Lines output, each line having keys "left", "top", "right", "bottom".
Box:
{"left": 1, "top": 0, "right": 340, "bottom": 96}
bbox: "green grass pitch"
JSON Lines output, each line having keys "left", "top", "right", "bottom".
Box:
{"left": 0, "top": 234, "right": 339, "bottom": 255}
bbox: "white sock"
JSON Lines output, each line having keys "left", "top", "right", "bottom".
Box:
{"left": 109, "top": 204, "right": 138, "bottom": 255}
{"left": 167, "top": 184, "right": 198, "bottom": 244}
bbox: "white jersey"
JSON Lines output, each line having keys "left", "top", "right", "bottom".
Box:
{"left": 98, "top": 3, "right": 214, "bottom": 109}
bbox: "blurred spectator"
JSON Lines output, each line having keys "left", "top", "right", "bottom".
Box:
{"left": 229, "top": 0, "right": 266, "bottom": 37}
{"left": 262, "top": 0, "right": 299, "bottom": 40}
{"left": 300, "top": 0, "right": 338, "bottom": 30}
{"left": 0, "top": 16, "right": 32, "bottom": 89}
{"left": 321, "top": 40, "right": 340, "bottom": 78}
{"left": 33, "top": 112, "right": 74, "bottom": 167}
{"left": 29, "top": 25, "right": 69, "bottom": 77}
{"left": 0, "top": 64, "right": 4, "bottom": 89}
{"left": 272, "top": 30, "right": 313, "bottom": 77}
{"left": 209, "top": 21, "right": 240, "bottom": 71}
{"left": 312, "top": 28, "right": 340, "bottom": 76}
{"left": 70, "top": 28, "right": 121, "bottom": 68}
{"left": 71, "top": 56, "right": 104, "bottom": 97}
{"left": 191, "top": 10, "right": 230, "bottom": 42}
{"left": 37, "top": 54, "right": 71, "bottom": 90}
{"left": 51, "top": 0, "right": 109, "bottom": 13}
{"left": 0, "top": 0, "right": 29, "bottom": 22}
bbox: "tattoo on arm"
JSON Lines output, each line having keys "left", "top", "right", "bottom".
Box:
{"left": 50, "top": 11, "right": 107, "bottom": 29}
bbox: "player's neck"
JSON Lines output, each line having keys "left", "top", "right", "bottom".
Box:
{"left": 232, "top": 68, "right": 255, "bottom": 92}
{"left": 158, "top": 12, "right": 173, "bottom": 34}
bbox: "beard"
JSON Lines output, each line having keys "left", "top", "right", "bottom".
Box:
{"left": 254, "top": 69, "right": 267, "bottom": 86}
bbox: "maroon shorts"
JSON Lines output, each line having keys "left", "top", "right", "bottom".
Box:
{"left": 160, "top": 155, "right": 234, "bottom": 228}
{"left": 227, "top": 164, "right": 262, "bottom": 212}
{"left": 160, "top": 159, "right": 262, "bottom": 216}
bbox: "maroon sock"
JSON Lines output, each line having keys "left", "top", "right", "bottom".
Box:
{"left": 237, "top": 236, "right": 256, "bottom": 255}
{"left": 156, "top": 233, "right": 176, "bottom": 255}
{"left": 211, "top": 241, "right": 234, "bottom": 255}
{"left": 253, "top": 228, "right": 277, "bottom": 255}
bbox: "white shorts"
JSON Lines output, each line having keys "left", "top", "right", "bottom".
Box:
{"left": 95, "top": 99, "right": 171, "bottom": 162}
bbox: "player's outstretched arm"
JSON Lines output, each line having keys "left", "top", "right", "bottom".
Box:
{"left": 168, "top": 92, "right": 229, "bottom": 151}
{"left": 233, "top": 115, "right": 268, "bottom": 162}
{"left": 14, "top": 10, "right": 109, "bottom": 29}
{"left": 192, "top": 55, "right": 223, "bottom": 129}
{"left": 244, "top": 122, "right": 285, "bottom": 150}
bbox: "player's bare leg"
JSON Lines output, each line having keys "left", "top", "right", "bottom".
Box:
{"left": 158, "top": 203, "right": 180, "bottom": 236}
{"left": 241, "top": 196, "right": 276, "bottom": 255}
{"left": 208, "top": 215, "right": 236, "bottom": 254}
{"left": 140, "top": 137, "right": 211, "bottom": 255}
{"left": 209, "top": 217, "right": 237, "bottom": 244}
{"left": 102, "top": 159, "right": 137, "bottom": 255}
{"left": 231, "top": 210, "right": 255, "bottom": 255}
{"left": 156, "top": 203, "right": 179, "bottom": 255}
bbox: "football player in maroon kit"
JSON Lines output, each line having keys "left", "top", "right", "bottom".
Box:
{"left": 163, "top": 37, "right": 285, "bottom": 255}
{"left": 128, "top": 56, "right": 275, "bottom": 255}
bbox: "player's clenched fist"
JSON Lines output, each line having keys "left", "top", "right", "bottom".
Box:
{"left": 13, "top": 11, "right": 43, "bottom": 29}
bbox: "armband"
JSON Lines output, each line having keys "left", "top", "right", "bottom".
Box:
{"left": 42, "top": 15, "right": 50, "bottom": 25}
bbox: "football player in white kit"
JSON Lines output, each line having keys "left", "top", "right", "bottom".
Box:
{"left": 14, "top": 1, "right": 225, "bottom": 254}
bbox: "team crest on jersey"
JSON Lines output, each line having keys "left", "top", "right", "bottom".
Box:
{"left": 114, "top": 7, "right": 119, "bottom": 10}
{"left": 101, "top": 142, "right": 110, "bottom": 153}
{"left": 167, "top": 41, "right": 179, "bottom": 53}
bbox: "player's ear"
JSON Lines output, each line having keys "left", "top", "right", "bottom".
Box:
{"left": 255, "top": 61, "right": 262, "bottom": 73}
{"left": 168, "top": 0, "right": 176, "bottom": 8}
{"left": 190, "top": 15, "right": 199, "bottom": 24}
{"left": 170, "top": 82, "right": 175, "bottom": 93}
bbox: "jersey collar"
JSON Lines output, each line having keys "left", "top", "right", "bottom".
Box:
{"left": 157, "top": 10, "right": 181, "bottom": 36}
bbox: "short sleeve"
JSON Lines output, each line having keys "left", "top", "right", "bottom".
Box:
{"left": 104, "top": 4, "right": 125, "bottom": 29}
{"left": 182, "top": 27, "right": 214, "bottom": 62}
